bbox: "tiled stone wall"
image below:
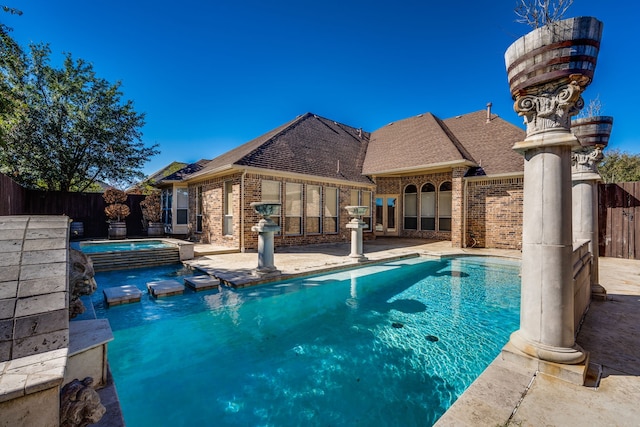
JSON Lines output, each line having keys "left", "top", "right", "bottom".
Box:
{"left": 0, "top": 216, "right": 69, "bottom": 362}
{"left": 466, "top": 176, "right": 524, "bottom": 249}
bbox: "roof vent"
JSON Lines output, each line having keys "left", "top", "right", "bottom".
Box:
{"left": 486, "top": 102, "right": 492, "bottom": 123}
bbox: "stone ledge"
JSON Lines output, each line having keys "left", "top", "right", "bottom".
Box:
{"left": 0, "top": 348, "right": 67, "bottom": 403}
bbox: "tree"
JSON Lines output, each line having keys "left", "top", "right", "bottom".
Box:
{"left": 0, "top": 43, "right": 159, "bottom": 191}
{"left": 515, "top": 0, "right": 574, "bottom": 28}
{"left": 0, "top": 9, "right": 26, "bottom": 143}
{"left": 598, "top": 149, "right": 640, "bottom": 184}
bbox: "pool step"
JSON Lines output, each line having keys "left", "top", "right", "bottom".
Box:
{"left": 88, "top": 247, "right": 181, "bottom": 272}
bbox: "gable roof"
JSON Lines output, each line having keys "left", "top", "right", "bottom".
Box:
{"left": 362, "top": 112, "right": 475, "bottom": 175}
{"left": 189, "top": 113, "right": 373, "bottom": 184}
{"left": 442, "top": 110, "right": 525, "bottom": 176}
{"left": 362, "top": 110, "right": 524, "bottom": 176}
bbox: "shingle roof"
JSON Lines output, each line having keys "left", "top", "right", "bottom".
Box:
{"left": 159, "top": 159, "right": 211, "bottom": 182}
{"left": 362, "top": 113, "right": 474, "bottom": 175}
{"left": 442, "top": 110, "right": 525, "bottom": 176}
{"left": 363, "top": 110, "right": 525, "bottom": 176}
{"left": 189, "top": 113, "right": 373, "bottom": 184}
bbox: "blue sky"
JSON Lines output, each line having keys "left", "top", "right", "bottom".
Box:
{"left": 4, "top": 0, "right": 638, "bottom": 176}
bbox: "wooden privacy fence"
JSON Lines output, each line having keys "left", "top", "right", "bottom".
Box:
{"left": 0, "top": 173, "right": 145, "bottom": 238}
{"left": 599, "top": 181, "right": 640, "bottom": 260}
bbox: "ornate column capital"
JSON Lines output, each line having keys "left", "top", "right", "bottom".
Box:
{"left": 514, "top": 76, "right": 589, "bottom": 138}
{"left": 572, "top": 146, "right": 603, "bottom": 175}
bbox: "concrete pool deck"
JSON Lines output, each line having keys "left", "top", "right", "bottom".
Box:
{"left": 185, "top": 238, "right": 640, "bottom": 426}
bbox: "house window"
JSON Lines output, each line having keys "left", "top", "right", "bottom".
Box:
{"left": 439, "top": 181, "right": 452, "bottom": 232}
{"left": 176, "top": 188, "right": 189, "bottom": 225}
{"left": 223, "top": 181, "right": 233, "bottom": 236}
{"left": 350, "top": 189, "right": 372, "bottom": 231}
{"left": 324, "top": 187, "right": 338, "bottom": 234}
{"left": 350, "top": 189, "right": 359, "bottom": 206}
{"left": 196, "top": 186, "right": 203, "bottom": 233}
{"left": 285, "top": 182, "right": 302, "bottom": 235}
{"left": 161, "top": 189, "right": 172, "bottom": 226}
{"left": 306, "top": 185, "right": 321, "bottom": 234}
{"left": 420, "top": 183, "right": 436, "bottom": 231}
{"left": 262, "top": 180, "right": 281, "bottom": 228}
{"left": 361, "top": 190, "right": 372, "bottom": 232}
{"left": 404, "top": 185, "right": 418, "bottom": 230}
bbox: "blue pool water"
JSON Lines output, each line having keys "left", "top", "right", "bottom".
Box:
{"left": 92, "top": 256, "right": 521, "bottom": 427}
{"left": 74, "top": 240, "right": 173, "bottom": 253}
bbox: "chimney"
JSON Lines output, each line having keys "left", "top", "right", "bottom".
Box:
{"left": 486, "top": 102, "right": 492, "bottom": 123}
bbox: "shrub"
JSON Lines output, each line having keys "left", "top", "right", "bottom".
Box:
{"left": 103, "top": 188, "right": 130, "bottom": 222}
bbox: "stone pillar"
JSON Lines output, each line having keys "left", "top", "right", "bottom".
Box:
{"left": 572, "top": 146, "right": 605, "bottom": 298}
{"left": 252, "top": 218, "right": 280, "bottom": 276}
{"left": 346, "top": 219, "right": 367, "bottom": 261}
{"left": 508, "top": 78, "right": 587, "bottom": 365}
{"left": 250, "top": 202, "right": 281, "bottom": 277}
{"left": 345, "top": 206, "right": 369, "bottom": 261}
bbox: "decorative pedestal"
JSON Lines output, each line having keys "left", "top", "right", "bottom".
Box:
{"left": 251, "top": 202, "right": 281, "bottom": 277}
{"left": 345, "top": 206, "right": 369, "bottom": 262}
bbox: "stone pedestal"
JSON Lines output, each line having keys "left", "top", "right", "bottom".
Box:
{"left": 346, "top": 219, "right": 367, "bottom": 261}
{"left": 508, "top": 78, "right": 588, "bottom": 366}
{"left": 250, "top": 202, "right": 282, "bottom": 277}
{"left": 345, "top": 206, "right": 369, "bottom": 262}
{"left": 572, "top": 146, "right": 606, "bottom": 299}
{"left": 252, "top": 218, "right": 280, "bottom": 276}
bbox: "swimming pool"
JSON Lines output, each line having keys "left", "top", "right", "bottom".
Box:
{"left": 92, "top": 256, "right": 520, "bottom": 426}
{"left": 74, "top": 240, "right": 174, "bottom": 253}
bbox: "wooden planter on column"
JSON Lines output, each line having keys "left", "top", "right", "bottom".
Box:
{"left": 571, "top": 116, "right": 613, "bottom": 148}
{"left": 506, "top": 17, "right": 603, "bottom": 98}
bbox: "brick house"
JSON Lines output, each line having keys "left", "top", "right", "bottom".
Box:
{"left": 162, "top": 107, "right": 525, "bottom": 251}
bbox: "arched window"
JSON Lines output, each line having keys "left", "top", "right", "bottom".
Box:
{"left": 404, "top": 185, "right": 418, "bottom": 230}
{"left": 420, "top": 183, "right": 436, "bottom": 230}
{"left": 438, "top": 181, "right": 452, "bottom": 231}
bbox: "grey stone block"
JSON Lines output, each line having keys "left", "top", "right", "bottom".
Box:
{"left": 0, "top": 299, "right": 16, "bottom": 320}
{"left": 18, "top": 276, "right": 67, "bottom": 298}
{"left": 0, "top": 265, "right": 20, "bottom": 282}
{"left": 0, "top": 281, "right": 18, "bottom": 299}
{"left": 184, "top": 276, "right": 220, "bottom": 291}
{"left": 147, "top": 280, "right": 184, "bottom": 298}
{"left": 103, "top": 285, "right": 142, "bottom": 306}
{"left": 13, "top": 329, "right": 69, "bottom": 359}
{"left": 0, "top": 240, "right": 22, "bottom": 255}
{"left": 14, "top": 309, "right": 68, "bottom": 340}
{"left": 0, "top": 340, "right": 11, "bottom": 362}
{"left": 15, "top": 292, "right": 66, "bottom": 317}
{"left": 21, "top": 248, "right": 67, "bottom": 265}
{"left": 0, "top": 318, "right": 13, "bottom": 341}
{"left": 19, "top": 262, "right": 67, "bottom": 281}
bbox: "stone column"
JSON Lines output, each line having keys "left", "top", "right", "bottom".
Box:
{"left": 252, "top": 218, "right": 280, "bottom": 276}
{"left": 508, "top": 78, "right": 587, "bottom": 365}
{"left": 572, "top": 146, "right": 605, "bottom": 298}
{"left": 250, "top": 202, "right": 281, "bottom": 277}
{"left": 345, "top": 206, "right": 369, "bottom": 261}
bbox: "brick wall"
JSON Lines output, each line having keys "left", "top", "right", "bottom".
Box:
{"left": 191, "top": 172, "right": 374, "bottom": 251}
{"left": 466, "top": 176, "right": 523, "bottom": 249}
